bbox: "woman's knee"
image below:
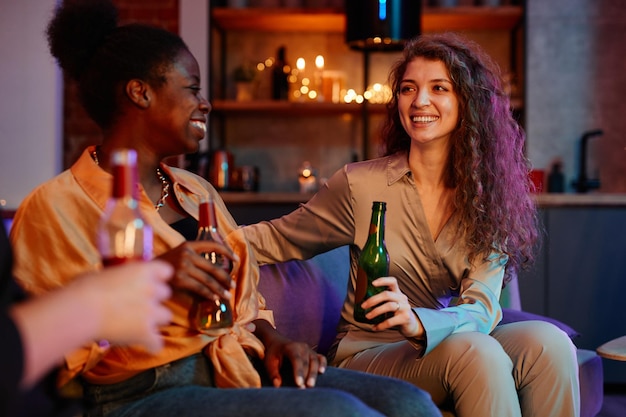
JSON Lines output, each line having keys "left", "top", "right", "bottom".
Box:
{"left": 525, "top": 320, "right": 575, "bottom": 349}
{"left": 496, "top": 320, "right": 576, "bottom": 358}
{"left": 435, "top": 332, "right": 512, "bottom": 370}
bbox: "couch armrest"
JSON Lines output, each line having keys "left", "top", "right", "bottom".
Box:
{"left": 500, "top": 308, "right": 580, "bottom": 339}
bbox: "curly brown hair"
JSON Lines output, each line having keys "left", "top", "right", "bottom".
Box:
{"left": 381, "top": 33, "right": 539, "bottom": 284}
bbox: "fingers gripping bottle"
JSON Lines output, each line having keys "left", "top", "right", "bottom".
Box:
{"left": 353, "top": 201, "right": 392, "bottom": 325}
{"left": 192, "top": 195, "right": 234, "bottom": 331}
{"left": 98, "top": 149, "right": 153, "bottom": 265}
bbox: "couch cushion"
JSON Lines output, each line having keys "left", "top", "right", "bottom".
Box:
{"left": 258, "top": 246, "right": 349, "bottom": 355}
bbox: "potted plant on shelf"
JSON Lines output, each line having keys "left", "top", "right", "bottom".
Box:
{"left": 233, "top": 63, "right": 258, "bottom": 102}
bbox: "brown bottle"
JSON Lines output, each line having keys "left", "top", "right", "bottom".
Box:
{"left": 192, "top": 195, "right": 234, "bottom": 331}
{"left": 271, "top": 45, "right": 290, "bottom": 100}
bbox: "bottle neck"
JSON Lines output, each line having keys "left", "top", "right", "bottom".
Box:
{"left": 111, "top": 164, "right": 138, "bottom": 200}
{"left": 110, "top": 149, "right": 139, "bottom": 200}
{"left": 199, "top": 199, "right": 219, "bottom": 228}
{"left": 368, "top": 202, "right": 386, "bottom": 245}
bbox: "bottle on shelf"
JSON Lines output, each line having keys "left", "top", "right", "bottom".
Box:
{"left": 271, "top": 45, "right": 290, "bottom": 100}
{"left": 98, "top": 148, "right": 153, "bottom": 266}
{"left": 191, "top": 195, "right": 234, "bottom": 331}
{"left": 209, "top": 149, "right": 234, "bottom": 191}
{"left": 353, "top": 201, "right": 393, "bottom": 325}
{"left": 547, "top": 160, "right": 565, "bottom": 193}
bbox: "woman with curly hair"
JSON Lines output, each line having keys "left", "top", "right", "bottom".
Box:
{"left": 243, "top": 33, "right": 580, "bottom": 416}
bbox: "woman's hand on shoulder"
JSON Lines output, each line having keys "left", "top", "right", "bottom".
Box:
{"left": 253, "top": 319, "right": 326, "bottom": 389}
{"left": 155, "top": 241, "right": 238, "bottom": 301}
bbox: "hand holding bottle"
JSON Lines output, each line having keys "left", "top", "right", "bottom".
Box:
{"left": 359, "top": 276, "right": 425, "bottom": 339}
{"left": 354, "top": 201, "right": 393, "bottom": 324}
{"left": 353, "top": 201, "right": 425, "bottom": 338}
{"left": 81, "top": 261, "right": 174, "bottom": 352}
{"left": 155, "top": 240, "right": 237, "bottom": 302}
{"left": 10, "top": 260, "right": 173, "bottom": 389}
{"left": 192, "top": 196, "right": 235, "bottom": 330}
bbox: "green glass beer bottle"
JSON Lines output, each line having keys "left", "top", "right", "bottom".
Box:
{"left": 354, "top": 201, "right": 392, "bottom": 324}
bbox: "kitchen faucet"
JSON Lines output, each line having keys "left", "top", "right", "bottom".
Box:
{"left": 572, "top": 129, "right": 603, "bottom": 193}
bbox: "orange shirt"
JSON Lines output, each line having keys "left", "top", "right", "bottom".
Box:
{"left": 10, "top": 147, "right": 273, "bottom": 387}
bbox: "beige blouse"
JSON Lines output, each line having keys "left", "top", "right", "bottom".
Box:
{"left": 242, "top": 151, "right": 505, "bottom": 364}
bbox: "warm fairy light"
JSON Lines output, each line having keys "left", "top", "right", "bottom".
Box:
{"left": 315, "top": 55, "right": 324, "bottom": 70}
{"left": 344, "top": 89, "right": 358, "bottom": 103}
{"left": 296, "top": 57, "right": 305, "bottom": 71}
{"left": 301, "top": 77, "right": 310, "bottom": 86}
{"left": 362, "top": 83, "right": 393, "bottom": 103}
{"left": 308, "top": 90, "right": 318, "bottom": 100}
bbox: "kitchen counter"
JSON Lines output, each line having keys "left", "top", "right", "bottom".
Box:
{"left": 534, "top": 193, "right": 626, "bottom": 207}
{"left": 218, "top": 192, "right": 626, "bottom": 224}
{"left": 219, "top": 192, "right": 312, "bottom": 205}
{"left": 3, "top": 193, "right": 626, "bottom": 222}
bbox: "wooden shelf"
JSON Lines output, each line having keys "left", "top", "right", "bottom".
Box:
{"left": 211, "top": 100, "right": 386, "bottom": 115}
{"left": 211, "top": 6, "right": 524, "bottom": 33}
{"left": 212, "top": 97, "right": 522, "bottom": 115}
{"left": 220, "top": 191, "right": 312, "bottom": 204}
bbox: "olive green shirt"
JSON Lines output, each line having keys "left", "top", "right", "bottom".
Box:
{"left": 242, "top": 151, "right": 505, "bottom": 362}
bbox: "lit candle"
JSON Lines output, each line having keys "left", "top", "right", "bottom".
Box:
{"left": 296, "top": 57, "right": 305, "bottom": 71}
{"left": 315, "top": 55, "right": 324, "bottom": 70}
{"left": 295, "top": 58, "right": 306, "bottom": 101}
{"left": 314, "top": 55, "right": 324, "bottom": 101}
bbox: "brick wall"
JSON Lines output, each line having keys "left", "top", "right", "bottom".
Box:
{"left": 63, "top": 0, "right": 179, "bottom": 168}
{"left": 526, "top": 0, "right": 626, "bottom": 192}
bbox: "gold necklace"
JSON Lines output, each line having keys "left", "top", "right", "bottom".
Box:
{"left": 154, "top": 168, "right": 170, "bottom": 211}
{"left": 91, "top": 148, "right": 170, "bottom": 211}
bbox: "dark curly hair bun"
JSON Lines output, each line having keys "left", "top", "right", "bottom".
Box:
{"left": 46, "top": 0, "right": 118, "bottom": 80}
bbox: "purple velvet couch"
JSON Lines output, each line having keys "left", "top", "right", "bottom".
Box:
{"left": 258, "top": 246, "right": 604, "bottom": 417}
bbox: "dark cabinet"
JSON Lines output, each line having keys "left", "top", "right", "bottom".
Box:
{"left": 519, "top": 205, "right": 626, "bottom": 384}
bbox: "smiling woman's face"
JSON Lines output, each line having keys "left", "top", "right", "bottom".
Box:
{"left": 147, "top": 49, "right": 211, "bottom": 157}
{"left": 397, "top": 57, "right": 459, "bottom": 148}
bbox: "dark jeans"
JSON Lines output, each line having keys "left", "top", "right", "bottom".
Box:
{"left": 83, "top": 353, "right": 440, "bottom": 417}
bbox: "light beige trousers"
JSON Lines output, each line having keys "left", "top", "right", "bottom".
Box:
{"left": 336, "top": 320, "right": 580, "bottom": 417}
